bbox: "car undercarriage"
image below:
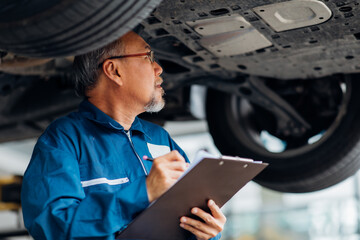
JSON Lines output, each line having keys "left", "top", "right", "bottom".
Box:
{"left": 1, "top": 0, "right": 360, "bottom": 193}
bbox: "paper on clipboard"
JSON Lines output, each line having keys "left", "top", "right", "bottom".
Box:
{"left": 178, "top": 150, "right": 263, "bottom": 182}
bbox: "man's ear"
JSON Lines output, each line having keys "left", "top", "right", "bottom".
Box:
{"left": 102, "top": 60, "right": 123, "bottom": 86}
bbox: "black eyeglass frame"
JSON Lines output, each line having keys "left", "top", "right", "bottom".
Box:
{"left": 98, "top": 50, "right": 154, "bottom": 68}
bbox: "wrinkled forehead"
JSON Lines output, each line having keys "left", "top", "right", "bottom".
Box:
{"left": 121, "top": 31, "right": 151, "bottom": 53}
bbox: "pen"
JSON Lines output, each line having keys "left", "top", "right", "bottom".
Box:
{"left": 143, "top": 155, "right": 155, "bottom": 161}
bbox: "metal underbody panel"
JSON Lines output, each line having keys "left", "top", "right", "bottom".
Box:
{"left": 139, "top": 0, "right": 360, "bottom": 81}
{"left": 254, "top": 0, "right": 332, "bottom": 32}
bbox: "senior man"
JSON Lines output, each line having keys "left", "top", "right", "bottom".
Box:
{"left": 21, "top": 31, "right": 226, "bottom": 239}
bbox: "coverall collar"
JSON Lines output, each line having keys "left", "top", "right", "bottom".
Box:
{"left": 78, "top": 99, "right": 151, "bottom": 138}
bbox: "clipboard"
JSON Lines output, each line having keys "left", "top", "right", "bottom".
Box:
{"left": 116, "top": 154, "right": 268, "bottom": 240}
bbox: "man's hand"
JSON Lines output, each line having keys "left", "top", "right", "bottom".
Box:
{"left": 180, "top": 200, "right": 226, "bottom": 240}
{"left": 146, "top": 150, "right": 188, "bottom": 202}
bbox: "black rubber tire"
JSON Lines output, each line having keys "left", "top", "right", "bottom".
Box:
{"left": 0, "top": 0, "right": 162, "bottom": 57}
{"left": 206, "top": 75, "right": 360, "bottom": 193}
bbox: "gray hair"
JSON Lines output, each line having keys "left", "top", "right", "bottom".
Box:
{"left": 72, "top": 39, "right": 124, "bottom": 97}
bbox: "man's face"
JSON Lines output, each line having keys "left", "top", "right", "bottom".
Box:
{"left": 116, "top": 32, "right": 164, "bottom": 113}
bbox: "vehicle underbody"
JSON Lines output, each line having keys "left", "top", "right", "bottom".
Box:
{"left": 1, "top": 0, "right": 360, "bottom": 194}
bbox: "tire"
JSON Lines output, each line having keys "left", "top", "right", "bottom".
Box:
{"left": 0, "top": 0, "right": 162, "bottom": 57}
{"left": 206, "top": 74, "right": 360, "bottom": 193}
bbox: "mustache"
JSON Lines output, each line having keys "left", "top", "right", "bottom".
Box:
{"left": 155, "top": 77, "right": 163, "bottom": 86}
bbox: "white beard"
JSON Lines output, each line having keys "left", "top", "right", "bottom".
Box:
{"left": 144, "top": 89, "right": 165, "bottom": 113}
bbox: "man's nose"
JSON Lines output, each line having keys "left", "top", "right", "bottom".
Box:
{"left": 154, "top": 61, "right": 163, "bottom": 76}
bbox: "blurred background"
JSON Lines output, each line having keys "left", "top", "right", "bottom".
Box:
{"left": 0, "top": 120, "right": 359, "bottom": 240}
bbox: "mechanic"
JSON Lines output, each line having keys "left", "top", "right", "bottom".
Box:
{"left": 21, "top": 31, "right": 226, "bottom": 240}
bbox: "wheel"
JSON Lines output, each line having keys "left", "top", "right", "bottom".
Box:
{"left": 206, "top": 74, "right": 360, "bottom": 193}
{"left": 0, "top": 0, "right": 162, "bottom": 57}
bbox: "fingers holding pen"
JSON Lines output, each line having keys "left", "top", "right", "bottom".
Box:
{"left": 146, "top": 150, "right": 189, "bottom": 202}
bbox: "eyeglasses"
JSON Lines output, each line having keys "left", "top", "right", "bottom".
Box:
{"left": 98, "top": 50, "right": 154, "bottom": 68}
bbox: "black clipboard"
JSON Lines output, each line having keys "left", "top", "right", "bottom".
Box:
{"left": 116, "top": 154, "right": 268, "bottom": 240}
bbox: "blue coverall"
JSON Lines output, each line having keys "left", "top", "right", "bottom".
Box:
{"left": 21, "top": 100, "right": 221, "bottom": 240}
